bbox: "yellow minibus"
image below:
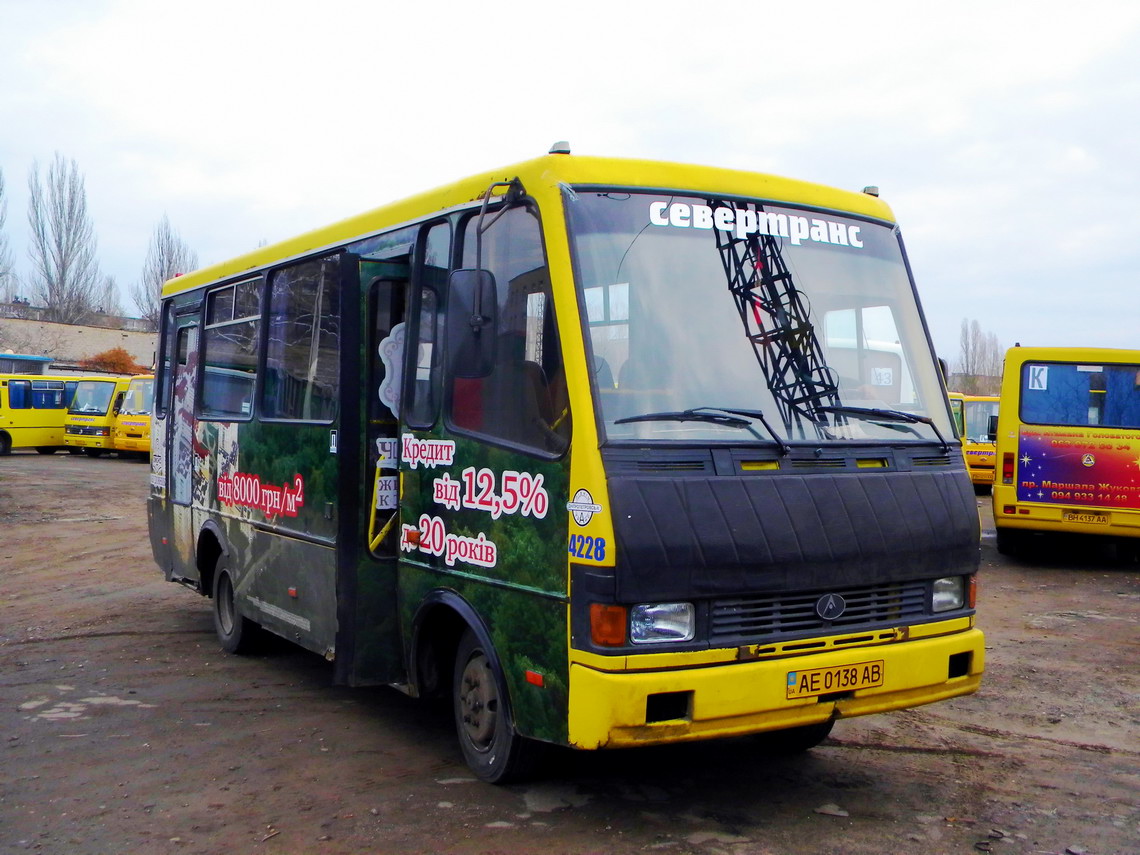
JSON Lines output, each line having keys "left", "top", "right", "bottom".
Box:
{"left": 64, "top": 376, "right": 131, "bottom": 457}
{"left": 112, "top": 374, "right": 155, "bottom": 456}
{"left": 993, "top": 346, "right": 1140, "bottom": 554}
{"left": 0, "top": 374, "right": 82, "bottom": 454}
{"left": 150, "top": 148, "right": 983, "bottom": 782}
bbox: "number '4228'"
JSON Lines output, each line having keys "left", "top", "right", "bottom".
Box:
{"left": 568, "top": 534, "right": 606, "bottom": 561}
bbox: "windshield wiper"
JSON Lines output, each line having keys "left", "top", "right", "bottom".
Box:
{"left": 696, "top": 406, "right": 790, "bottom": 455}
{"left": 614, "top": 406, "right": 790, "bottom": 455}
{"left": 814, "top": 405, "right": 949, "bottom": 451}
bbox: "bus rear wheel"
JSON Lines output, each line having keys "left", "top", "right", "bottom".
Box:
{"left": 452, "top": 629, "right": 543, "bottom": 784}
{"left": 995, "top": 528, "right": 1022, "bottom": 556}
{"left": 0, "top": 434, "right": 11, "bottom": 455}
{"left": 212, "top": 561, "right": 257, "bottom": 654}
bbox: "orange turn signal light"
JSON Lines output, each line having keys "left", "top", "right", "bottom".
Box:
{"left": 590, "top": 603, "right": 627, "bottom": 647}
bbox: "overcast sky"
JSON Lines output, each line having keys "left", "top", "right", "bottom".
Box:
{"left": 2, "top": 0, "right": 1138, "bottom": 362}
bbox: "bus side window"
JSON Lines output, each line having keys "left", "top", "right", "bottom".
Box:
{"left": 450, "top": 206, "right": 569, "bottom": 455}
{"left": 406, "top": 222, "right": 450, "bottom": 428}
{"left": 202, "top": 279, "right": 261, "bottom": 419}
{"left": 263, "top": 257, "right": 341, "bottom": 422}
{"left": 8, "top": 380, "right": 30, "bottom": 409}
{"left": 156, "top": 303, "right": 175, "bottom": 419}
{"left": 406, "top": 287, "right": 441, "bottom": 427}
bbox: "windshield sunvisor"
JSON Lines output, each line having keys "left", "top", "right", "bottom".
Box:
{"left": 608, "top": 467, "right": 978, "bottom": 602}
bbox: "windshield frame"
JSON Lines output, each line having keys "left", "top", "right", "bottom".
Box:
{"left": 562, "top": 185, "right": 950, "bottom": 448}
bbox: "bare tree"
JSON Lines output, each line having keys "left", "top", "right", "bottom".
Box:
{"left": 26, "top": 153, "right": 101, "bottom": 323}
{"left": 0, "top": 167, "right": 16, "bottom": 304}
{"left": 96, "top": 274, "right": 124, "bottom": 317}
{"left": 131, "top": 214, "right": 198, "bottom": 330}
{"left": 954, "top": 318, "right": 1003, "bottom": 395}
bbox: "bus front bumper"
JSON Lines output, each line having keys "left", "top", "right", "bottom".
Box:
{"left": 65, "top": 436, "right": 112, "bottom": 450}
{"left": 567, "top": 627, "right": 984, "bottom": 750}
{"left": 968, "top": 467, "right": 995, "bottom": 485}
{"left": 114, "top": 436, "right": 149, "bottom": 452}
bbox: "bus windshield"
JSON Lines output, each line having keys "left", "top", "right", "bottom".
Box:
{"left": 565, "top": 190, "right": 949, "bottom": 444}
{"left": 120, "top": 377, "right": 155, "bottom": 415}
{"left": 964, "top": 397, "right": 999, "bottom": 441}
{"left": 69, "top": 380, "right": 117, "bottom": 415}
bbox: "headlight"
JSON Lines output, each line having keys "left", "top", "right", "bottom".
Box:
{"left": 932, "top": 576, "right": 965, "bottom": 612}
{"left": 629, "top": 602, "right": 694, "bottom": 644}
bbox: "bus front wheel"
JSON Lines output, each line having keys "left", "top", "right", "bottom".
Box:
{"left": 452, "top": 629, "right": 543, "bottom": 784}
{"left": 212, "top": 561, "right": 257, "bottom": 654}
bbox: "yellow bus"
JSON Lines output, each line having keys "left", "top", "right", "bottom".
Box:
{"left": 112, "top": 374, "right": 155, "bottom": 456}
{"left": 992, "top": 346, "right": 1140, "bottom": 555}
{"left": 149, "top": 147, "right": 983, "bottom": 782}
{"left": 952, "top": 393, "right": 1000, "bottom": 491}
{"left": 0, "top": 374, "right": 82, "bottom": 455}
{"left": 64, "top": 376, "right": 131, "bottom": 457}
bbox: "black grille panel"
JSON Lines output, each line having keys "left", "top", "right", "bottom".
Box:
{"left": 711, "top": 581, "right": 927, "bottom": 644}
{"left": 635, "top": 460, "right": 709, "bottom": 472}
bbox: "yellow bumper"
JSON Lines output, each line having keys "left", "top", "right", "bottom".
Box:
{"left": 65, "top": 436, "right": 111, "bottom": 449}
{"left": 968, "top": 467, "right": 995, "bottom": 486}
{"left": 568, "top": 627, "right": 984, "bottom": 749}
{"left": 114, "top": 436, "right": 149, "bottom": 452}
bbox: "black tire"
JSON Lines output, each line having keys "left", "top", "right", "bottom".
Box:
{"left": 212, "top": 561, "right": 257, "bottom": 654}
{"left": 995, "top": 527, "right": 1021, "bottom": 556}
{"left": 452, "top": 629, "right": 543, "bottom": 784}
{"left": 35, "top": 446, "right": 58, "bottom": 455}
{"left": 750, "top": 719, "right": 836, "bottom": 755}
{"left": 0, "top": 434, "right": 11, "bottom": 456}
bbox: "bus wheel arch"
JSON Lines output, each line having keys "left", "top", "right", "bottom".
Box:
{"left": 409, "top": 593, "right": 483, "bottom": 701}
{"left": 195, "top": 525, "right": 226, "bottom": 598}
{"left": 452, "top": 627, "right": 544, "bottom": 783}
{"left": 410, "top": 592, "right": 544, "bottom": 783}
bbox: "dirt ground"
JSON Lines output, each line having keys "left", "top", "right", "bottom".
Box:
{"left": 1, "top": 452, "right": 1137, "bottom": 855}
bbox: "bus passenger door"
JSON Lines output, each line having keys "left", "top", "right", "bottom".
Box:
{"left": 364, "top": 269, "right": 407, "bottom": 561}
{"left": 334, "top": 257, "right": 409, "bottom": 686}
{"left": 167, "top": 320, "right": 201, "bottom": 587}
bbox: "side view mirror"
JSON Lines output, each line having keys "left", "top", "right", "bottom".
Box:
{"left": 937, "top": 357, "right": 950, "bottom": 385}
{"left": 446, "top": 269, "right": 497, "bottom": 378}
{"left": 987, "top": 413, "right": 999, "bottom": 441}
